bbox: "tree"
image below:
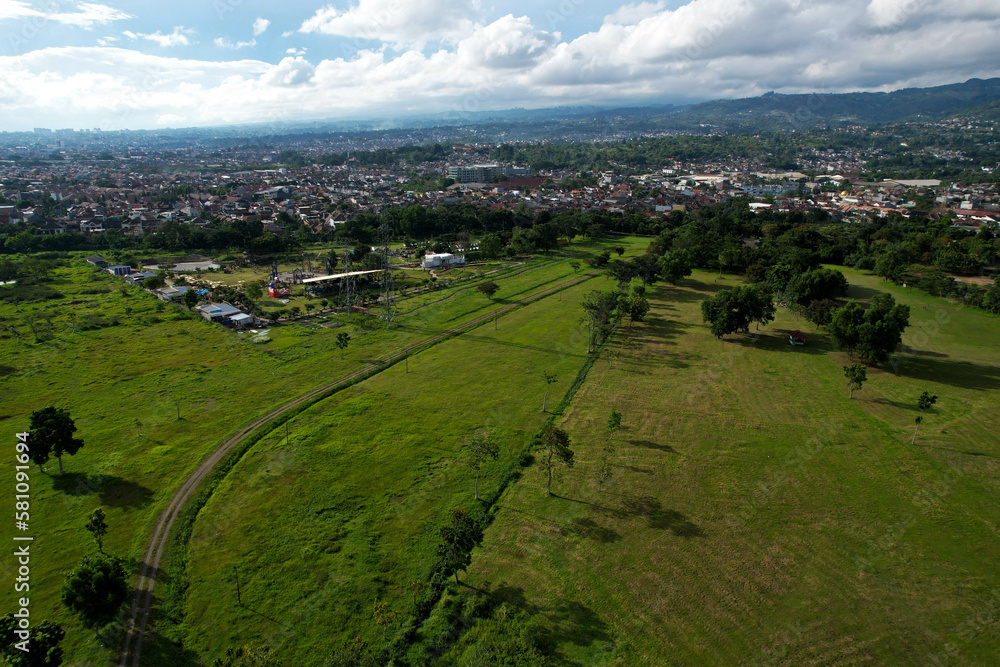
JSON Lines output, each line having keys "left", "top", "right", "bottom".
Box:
{"left": 536, "top": 425, "right": 574, "bottom": 496}
{"left": 597, "top": 409, "right": 622, "bottom": 492}
{"left": 479, "top": 233, "right": 504, "bottom": 259}
{"left": 614, "top": 246, "right": 625, "bottom": 256}
{"left": 541, "top": 372, "right": 557, "bottom": 412}
{"left": 85, "top": 508, "right": 108, "bottom": 553}
{"left": 588, "top": 250, "right": 611, "bottom": 268}
{"left": 212, "top": 645, "right": 282, "bottom": 667}
{"left": 700, "top": 285, "right": 775, "bottom": 338}
{"left": 466, "top": 431, "right": 500, "bottom": 500}
{"left": 843, "top": 363, "right": 867, "bottom": 399}
{"left": 244, "top": 282, "right": 264, "bottom": 301}
{"left": 607, "top": 409, "right": 622, "bottom": 437}
{"left": 436, "top": 509, "right": 483, "bottom": 584}
{"left": 829, "top": 294, "right": 910, "bottom": 366}
{"left": 912, "top": 391, "right": 938, "bottom": 444}
{"left": 626, "top": 293, "right": 650, "bottom": 324}
{"left": 142, "top": 274, "right": 165, "bottom": 290}
{"left": 477, "top": 281, "right": 500, "bottom": 300}
{"left": 183, "top": 288, "right": 199, "bottom": 309}
{"left": 569, "top": 260, "right": 581, "bottom": 273}
{"left": 28, "top": 407, "right": 84, "bottom": 475}
{"left": 335, "top": 332, "right": 351, "bottom": 359}
{"left": 0, "top": 615, "right": 65, "bottom": 667}
{"left": 581, "top": 289, "right": 621, "bottom": 352}
{"left": 61, "top": 554, "right": 129, "bottom": 637}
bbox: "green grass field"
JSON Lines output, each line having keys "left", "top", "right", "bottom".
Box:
{"left": 9, "top": 237, "right": 994, "bottom": 666}
{"left": 455, "top": 268, "right": 1000, "bottom": 665}
{"left": 182, "top": 276, "right": 602, "bottom": 664}
{"left": 0, "top": 244, "right": 624, "bottom": 665}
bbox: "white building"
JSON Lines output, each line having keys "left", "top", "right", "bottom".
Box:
{"left": 423, "top": 253, "right": 466, "bottom": 269}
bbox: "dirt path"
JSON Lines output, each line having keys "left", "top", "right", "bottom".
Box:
{"left": 119, "top": 271, "right": 596, "bottom": 667}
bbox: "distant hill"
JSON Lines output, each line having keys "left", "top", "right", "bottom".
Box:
{"left": 670, "top": 78, "right": 1000, "bottom": 130}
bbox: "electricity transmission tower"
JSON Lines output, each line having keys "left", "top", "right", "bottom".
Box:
{"left": 340, "top": 237, "right": 356, "bottom": 315}
{"left": 379, "top": 214, "right": 397, "bottom": 327}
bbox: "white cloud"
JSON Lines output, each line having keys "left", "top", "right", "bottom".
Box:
{"left": 299, "top": 0, "right": 484, "bottom": 46}
{"left": 124, "top": 26, "right": 194, "bottom": 47}
{"left": 604, "top": 1, "right": 666, "bottom": 25}
{"left": 0, "top": 1, "right": 131, "bottom": 28}
{"left": 2, "top": 0, "right": 1000, "bottom": 131}
{"left": 252, "top": 17, "right": 270, "bottom": 36}
{"left": 215, "top": 36, "right": 256, "bottom": 49}
{"left": 456, "top": 15, "right": 556, "bottom": 69}
{"left": 96, "top": 35, "right": 119, "bottom": 46}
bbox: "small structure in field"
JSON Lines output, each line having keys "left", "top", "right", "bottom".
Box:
{"left": 422, "top": 253, "right": 465, "bottom": 269}
{"left": 789, "top": 331, "right": 806, "bottom": 346}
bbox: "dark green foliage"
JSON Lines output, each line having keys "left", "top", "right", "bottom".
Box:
{"left": 658, "top": 250, "right": 693, "bottom": 284}
{"left": 535, "top": 425, "right": 573, "bottom": 495}
{"left": 785, "top": 267, "right": 849, "bottom": 306}
{"left": 28, "top": 407, "right": 84, "bottom": 475}
{"left": 467, "top": 431, "right": 500, "bottom": 500}
{"left": 213, "top": 645, "right": 282, "bottom": 666}
{"left": 581, "top": 289, "right": 621, "bottom": 351}
{"left": 0, "top": 616, "right": 64, "bottom": 667}
{"left": 85, "top": 509, "right": 108, "bottom": 553}
{"left": 844, "top": 363, "right": 867, "bottom": 399}
{"left": 60, "top": 554, "right": 129, "bottom": 631}
{"left": 627, "top": 293, "right": 650, "bottom": 323}
{"left": 588, "top": 250, "right": 611, "bottom": 268}
{"left": 828, "top": 294, "right": 910, "bottom": 366}
{"left": 452, "top": 603, "right": 551, "bottom": 666}
{"left": 917, "top": 391, "right": 938, "bottom": 412}
{"left": 436, "top": 509, "right": 484, "bottom": 584}
{"left": 700, "top": 285, "right": 775, "bottom": 338}
{"left": 142, "top": 274, "right": 166, "bottom": 290}
{"left": 335, "top": 332, "right": 350, "bottom": 359}
{"left": 477, "top": 281, "right": 500, "bottom": 300}
{"left": 802, "top": 298, "right": 837, "bottom": 326}
{"left": 183, "top": 288, "right": 199, "bottom": 309}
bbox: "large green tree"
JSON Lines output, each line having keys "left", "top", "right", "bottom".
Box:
{"left": 0, "top": 616, "right": 64, "bottom": 667}
{"left": 60, "top": 555, "right": 129, "bottom": 637}
{"left": 829, "top": 294, "right": 910, "bottom": 366}
{"left": 700, "top": 285, "right": 775, "bottom": 338}
{"left": 28, "top": 407, "right": 83, "bottom": 475}
{"left": 436, "top": 509, "right": 483, "bottom": 584}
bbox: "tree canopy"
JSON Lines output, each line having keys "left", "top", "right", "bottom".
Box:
{"left": 700, "top": 284, "right": 776, "bottom": 338}
{"left": 28, "top": 407, "right": 84, "bottom": 475}
{"left": 828, "top": 294, "right": 910, "bottom": 365}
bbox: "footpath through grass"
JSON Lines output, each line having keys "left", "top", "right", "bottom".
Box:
{"left": 457, "top": 268, "right": 1000, "bottom": 665}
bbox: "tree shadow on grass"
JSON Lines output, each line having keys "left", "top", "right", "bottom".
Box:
{"left": 621, "top": 495, "right": 704, "bottom": 538}
{"left": 892, "top": 355, "right": 1000, "bottom": 391}
{"left": 53, "top": 472, "right": 154, "bottom": 508}
{"left": 563, "top": 517, "right": 621, "bottom": 543}
{"left": 548, "top": 494, "right": 626, "bottom": 519}
{"left": 629, "top": 439, "right": 677, "bottom": 453}
{"left": 727, "top": 331, "right": 829, "bottom": 355}
{"left": 100, "top": 478, "right": 154, "bottom": 508}
{"left": 657, "top": 279, "right": 728, "bottom": 303}
{"left": 540, "top": 599, "right": 612, "bottom": 662}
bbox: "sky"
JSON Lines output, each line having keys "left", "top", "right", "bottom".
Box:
{"left": 1, "top": 0, "right": 999, "bottom": 131}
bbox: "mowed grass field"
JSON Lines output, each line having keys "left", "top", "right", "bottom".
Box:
{"left": 0, "top": 245, "right": 626, "bottom": 665}
{"left": 182, "top": 276, "right": 602, "bottom": 664}
{"left": 459, "top": 268, "right": 1000, "bottom": 665}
